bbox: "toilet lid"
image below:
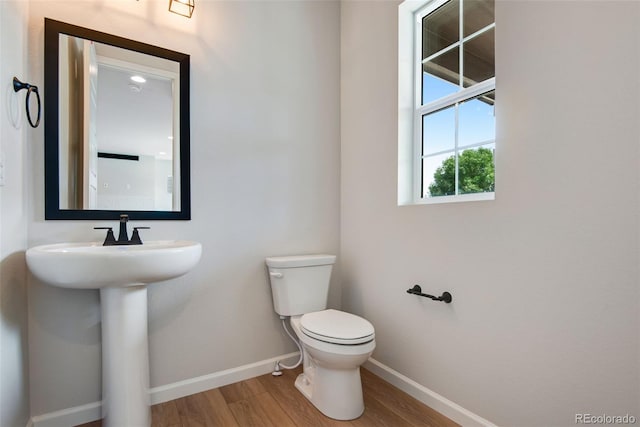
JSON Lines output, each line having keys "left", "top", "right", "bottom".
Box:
{"left": 300, "top": 309, "right": 375, "bottom": 345}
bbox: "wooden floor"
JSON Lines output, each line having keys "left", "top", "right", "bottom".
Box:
{"left": 78, "top": 367, "right": 459, "bottom": 427}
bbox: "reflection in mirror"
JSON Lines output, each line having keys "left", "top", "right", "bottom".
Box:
{"left": 45, "top": 18, "right": 191, "bottom": 220}
{"left": 59, "top": 36, "right": 180, "bottom": 211}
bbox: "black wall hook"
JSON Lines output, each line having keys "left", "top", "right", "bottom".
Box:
{"left": 13, "top": 77, "right": 41, "bottom": 128}
{"left": 406, "top": 285, "right": 452, "bottom": 303}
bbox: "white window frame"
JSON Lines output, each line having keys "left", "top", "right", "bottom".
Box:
{"left": 398, "top": 0, "right": 495, "bottom": 206}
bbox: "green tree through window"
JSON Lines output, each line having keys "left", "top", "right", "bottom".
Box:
{"left": 428, "top": 147, "right": 495, "bottom": 196}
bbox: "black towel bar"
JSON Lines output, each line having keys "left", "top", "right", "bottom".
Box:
{"left": 406, "top": 285, "right": 452, "bottom": 303}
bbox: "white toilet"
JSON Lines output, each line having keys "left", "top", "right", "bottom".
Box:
{"left": 265, "top": 254, "right": 375, "bottom": 420}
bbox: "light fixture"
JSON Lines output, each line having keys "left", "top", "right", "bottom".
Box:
{"left": 130, "top": 75, "right": 146, "bottom": 83}
{"left": 168, "top": 0, "right": 194, "bottom": 18}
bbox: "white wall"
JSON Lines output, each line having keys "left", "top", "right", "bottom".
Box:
{"left": 27, "top": 0, "right": 340, "bottom": 417}
{"left": 0, "top": 0, "right": 30, "bottom": 426}
{"left": 97, "top": 155, "right": 156, "bottom": 210}
{"left": 341, "top": 1, "right": 639, "bottom": 426}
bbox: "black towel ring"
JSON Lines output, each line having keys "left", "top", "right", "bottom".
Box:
{"left": 13, "top": 77, "right": 41, "bottom": 128}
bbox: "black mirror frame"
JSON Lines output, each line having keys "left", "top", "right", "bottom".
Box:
{"left": 44, "top": 18, "right": 191, "bottom": 220}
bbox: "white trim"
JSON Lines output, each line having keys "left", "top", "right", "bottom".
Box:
{"left": 399, "top": 0, "right": 420, "bottom": 204}
{"left": 29, "top": 352, "right": 300, "bottom": 427}
{"left": 418, "top": 191, "right": 494, "bottom": 205}
{"left": 149, "top": 351, "right": 299, "bottom": 404}
{"left": 30, "top": 402, "right": 102, "bottom": 427}
{"left": 363, "top": 358, "right": 497, "bottom": 427}
{"left": 423, "top": 138, "right": 495, "bottom": 159}
{"left": 402, "top": 0, "right": 441, "bottom": 16}
{"left": 96, "top": 56, "right": 179, "bottom": 82}
{"left": 415, "top": 0, "right": 449, "bottom": 21}
{"left": 417, "top": 78, "right": 496, "bottom": 116}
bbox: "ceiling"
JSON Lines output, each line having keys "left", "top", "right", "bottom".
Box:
{"left": 96, "top": 64, "right": 174, "bottom": 160}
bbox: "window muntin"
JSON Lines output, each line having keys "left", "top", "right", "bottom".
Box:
{"left": 415, "top": 0, "right": 495, "bottom": 201}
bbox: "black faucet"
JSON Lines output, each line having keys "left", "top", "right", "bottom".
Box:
{"left": 117, "top": 214, "right": 130, "bottom": 243}
{"left": 94, "top": 214, "right": 150, "bottom": 246}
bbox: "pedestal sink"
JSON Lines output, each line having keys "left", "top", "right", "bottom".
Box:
{"left": 26, "top": 240, "right": 202, "bottom": 427}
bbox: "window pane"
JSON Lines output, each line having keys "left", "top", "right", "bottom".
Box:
{"left": 422, "top": 0, "right": 459, "bottom": 59}
{"left": 457, "top": 144, "right": 495, "bottom": 195}
{"left": 458, "top": 90, "right": 495, "bottom": 148}
{"left": 422, "top": 47, "right": 459, "bottom": 104}
{"left": 423, "top": 105, "right": 456, "bottom": 156}
{"left": 423, "top": 152, "right": 455, "bottom": 198}
{"left": 422, "top": 72, "right": 458, "bottom": 104}
{"left": 463, "top": 0, "right": 494, "bottom": 37}
{"left": 463, "top": 28, "right": 494, "bottom": 87}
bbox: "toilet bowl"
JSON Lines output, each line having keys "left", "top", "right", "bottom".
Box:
{"left": 290, "top": 310, "right": 375, "bottom": 420}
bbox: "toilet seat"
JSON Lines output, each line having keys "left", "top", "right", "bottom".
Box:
{"left": 300, "top": 309, "right": 374, "bottom": 345}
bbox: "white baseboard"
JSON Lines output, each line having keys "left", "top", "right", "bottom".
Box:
{"left": 30, "top": 352, "right": 299, "bottom": 427}
{"left": 30, "top": 402, "right": 101, "bottom": 427}
{"left": 363, "top": 358, "right": 497, "bottom": 427}
{"left": 30, "top": 353, "right": 491, "bottom": 427}
{"left": 149, "top": 352, "right": 299, "bottom": 405}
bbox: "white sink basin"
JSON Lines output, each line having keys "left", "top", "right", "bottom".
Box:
{"left": 26, "top": 240, "right": 202, "bottom": 289}
{"left": 26, "top": 239, "right": 202, "bottom": 427}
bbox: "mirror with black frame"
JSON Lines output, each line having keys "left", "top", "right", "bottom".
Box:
{"left": 44, "top": 18, "right": 191, "bottom": 220}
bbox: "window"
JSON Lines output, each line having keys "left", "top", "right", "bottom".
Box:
{"left": 398, "top": 0, "right": 495, "bottom": 205}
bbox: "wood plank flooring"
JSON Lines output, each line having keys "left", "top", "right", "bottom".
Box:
{"left": 78, "top": 367, "right": 459, "bottom": 427}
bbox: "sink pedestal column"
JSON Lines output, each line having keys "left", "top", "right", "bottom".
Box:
{"left": 100, "top": 285, "right": 150, "bottom": 427}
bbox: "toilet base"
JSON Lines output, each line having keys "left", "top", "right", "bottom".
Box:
{"left": 294, "top": 372, "right": 313, "bottom": 400}
{"left": 294, "top": 366, "right": 364, "bottom": 421}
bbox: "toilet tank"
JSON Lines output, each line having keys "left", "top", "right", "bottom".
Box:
{"left": 265, "top": 254, "right": 336, "bottom": 316}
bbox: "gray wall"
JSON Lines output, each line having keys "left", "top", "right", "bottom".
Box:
{"left": 0, "top": 1, "right": 30, "bottom": 426}
{"left": 340, "top": 1, "right": 639, "bottom": 426}
{"left": 27, "top": 0, "right": 341, "bottom": 416}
